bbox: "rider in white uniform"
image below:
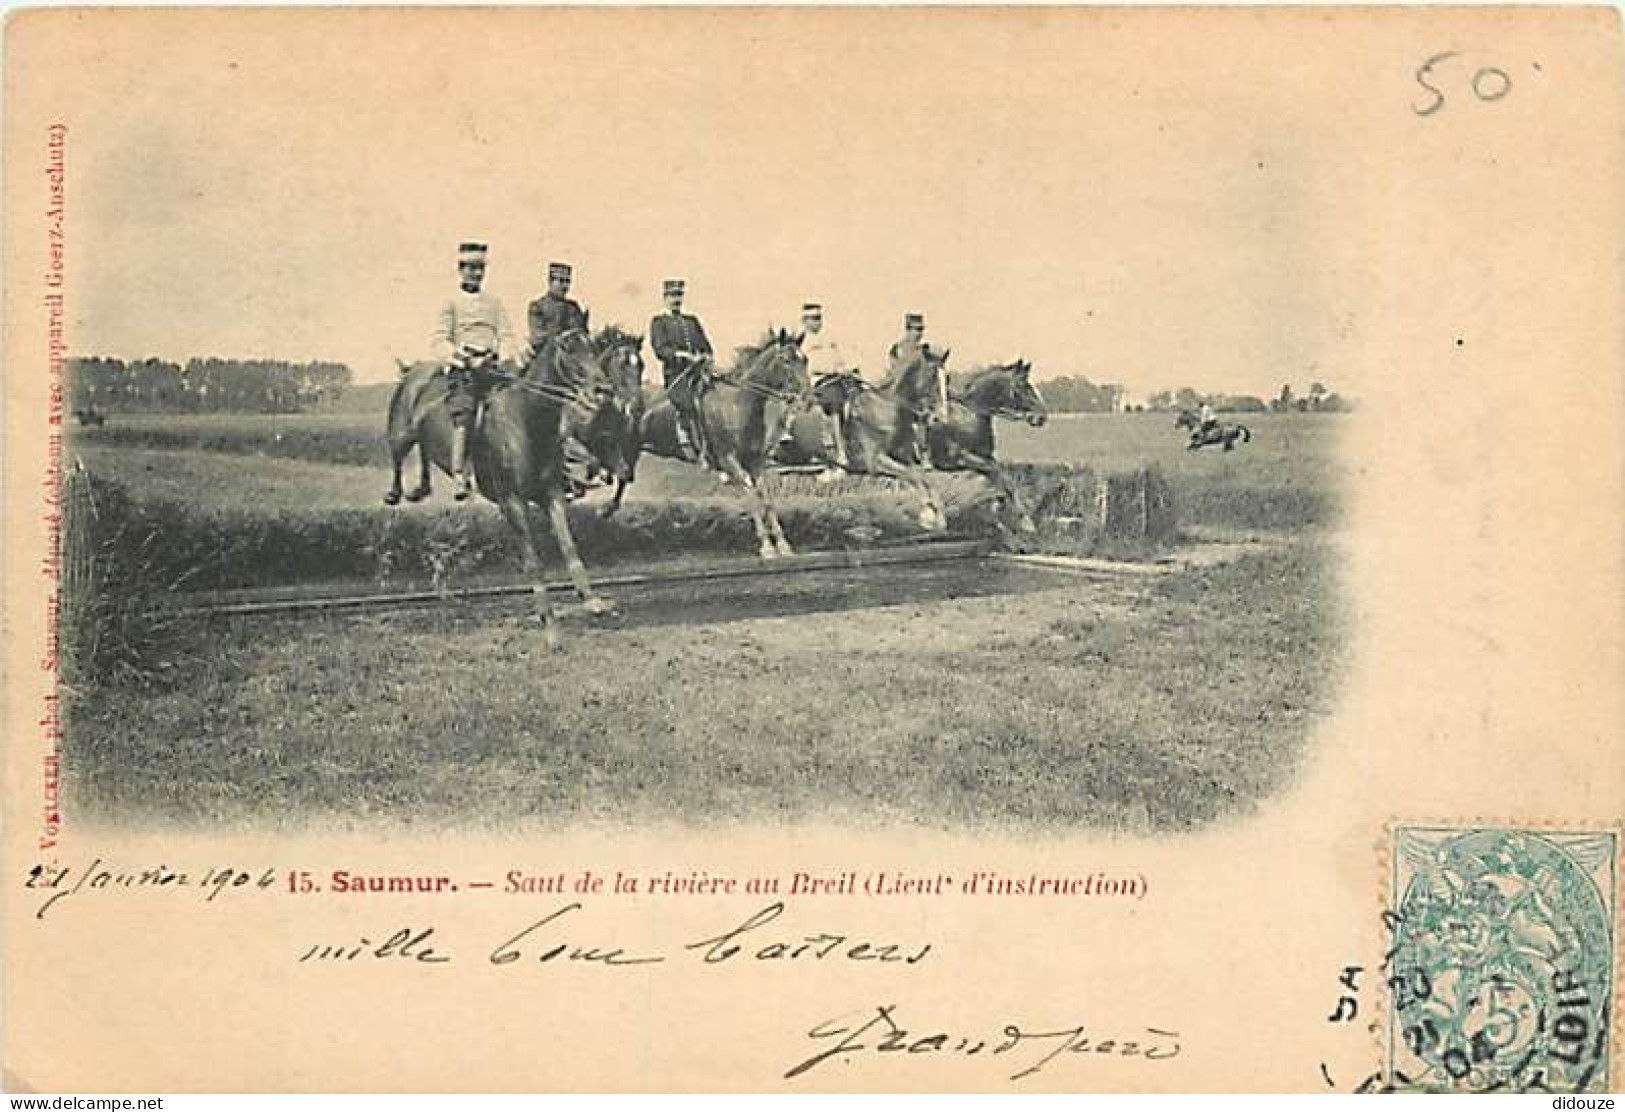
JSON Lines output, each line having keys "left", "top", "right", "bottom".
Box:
{"left": 1198, "top": 401, "right": 1218, "bottom": 436}
{"left": 797, "top": 302, "right": 855, "bottom": 473}
{"left": 432, "top": 241, "right": 516, "bottom": 500}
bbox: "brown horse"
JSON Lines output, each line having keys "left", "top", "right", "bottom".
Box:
{"left": 604, "top": 328, "right": 810, "bottom": 559}
{"left": 928, "top": 359, "right": 1048, "bottom": 533}
{"left": 776, "top": 347, "right": 949, "bottom": 531}
{"left": 383, "top": 328, "right": 632, "bottom": 644}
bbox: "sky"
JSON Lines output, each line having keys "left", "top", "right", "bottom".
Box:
{"left": 34, "top": 9, "right": 1429, "bottom": 397}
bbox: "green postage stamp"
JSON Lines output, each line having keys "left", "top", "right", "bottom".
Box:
{"left": 1387, "top": 826, "right": 1618, "bottom": 1093}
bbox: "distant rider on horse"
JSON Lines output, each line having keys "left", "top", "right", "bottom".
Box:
{"left": 432, "top": 240, "right": 516, "bottom": 500}
{"left": 649, "top": 278, "right": 714, "bottom": 464}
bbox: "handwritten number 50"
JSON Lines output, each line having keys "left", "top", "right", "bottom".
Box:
{"left": 1413, "top": 51, "right": 1516, "bottom": 117}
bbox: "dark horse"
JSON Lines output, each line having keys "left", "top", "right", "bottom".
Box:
{"left": 1175, "top": 409, "right": 1252, "bottom": 451}
{"left": 775, "top": 347, "right": 949, "bottom": 531}
{"left": 383, "top": 328, "right": 635, "bottom": 644}
{"left": 580, "top": 324, "right": 649, "bottom": 491}
{"left": 928, "top": 360, "right": 1048, "bottom": 533}
{"left": 604, "top": 329, "right": 810, "bottom": 559}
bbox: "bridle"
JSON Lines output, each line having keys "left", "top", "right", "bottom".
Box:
{"left": 671, "top": 343, "right": 810, "bottom": 407}
{"left": 492, "top": 328, "right": 611, "bottom": 409}
{"left": 951, "top": 370, "right": 1043, "bottom": 423}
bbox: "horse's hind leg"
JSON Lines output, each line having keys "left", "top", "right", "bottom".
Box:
{"left": 874, "top": 454, "right": 946, "bottom": 531}
{"left": 763, "top": 492, "right": 794, "bottom": 557}
{"left": 963, "top": 454, "right": 1033, "bottom": 535}
{"left": 545, "top": 492, "right": 615, "bottom": 616}
{"left": 497, "top": 495, "right": 561, "bottom": 649}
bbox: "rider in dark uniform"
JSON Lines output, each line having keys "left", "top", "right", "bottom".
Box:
{"left": 432, "top": 241, "right": 515, "bottom": 500}
{"left": 882, "top": 312, "right": 928, "bottom": 386}
{"left": 879, "top": 312, "right": 933, "bottom": 461}
{"left": 649, "top": 278, "right": 714, "bottom": 463}
{"left": 525, "top": 261, "right": 598, "bottom": 495}
{"left": 526, "top": 261, "right": 588, "bottom": 351}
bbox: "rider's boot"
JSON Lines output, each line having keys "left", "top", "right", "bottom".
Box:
{"left": 562, "top": 436, "right": 595, "bottom": 500}
{"left": 450, "top": 423, "right": 473, "bottom": 501}
{"left": 674, "top": 416, "right": 698, "bottom": 463}
{"left": 819, "top": 420, "right": 846, "bottom": 482}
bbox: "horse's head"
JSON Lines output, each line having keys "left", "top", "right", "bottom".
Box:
{"left": 736, "top": 327, "right": 810, "bottom": 401}
{"left": 812, "top": 369, "right": 865, "bottom": 411}
{"left": 960, "top": 359, "right": 1046, "bottom": 426}
{"left": 592, "top": 325, "right": 647, "bottom": 399}
{"left": 1175, "top": 409, "right": 1198, "bottom": 430}
{"left": 529, "top": 327, "right": 607, "bottom": 392}
{"left": 1007, "top": 360, "right": 1047, "bottom": 426}
{"left": 585, "top": 325, "right": 648, "bottom": 481}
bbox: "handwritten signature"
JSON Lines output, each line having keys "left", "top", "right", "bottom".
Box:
{"left": 785, "top": 1003, "right": 1181, "bottom": 1082}
{"left": 296, "top": 900, "right": 933, "bottom": 969}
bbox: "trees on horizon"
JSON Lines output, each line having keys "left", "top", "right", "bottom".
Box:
{"left": 68, "top": 356, "right": 354, "bottom": 413}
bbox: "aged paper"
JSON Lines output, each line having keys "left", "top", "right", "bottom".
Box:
{"left": 4, "top": 6, "right": 1622, "bottom": 1093}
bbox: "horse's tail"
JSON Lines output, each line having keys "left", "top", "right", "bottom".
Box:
{"left": 1239, "top": 425, "right": 1252, "bottom": 442}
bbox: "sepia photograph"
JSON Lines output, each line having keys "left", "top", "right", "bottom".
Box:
{"left": 4, "top": 5, "right": 1620, "bottom": 1094}
{"left": 48, "top": 8, "right": 1346, "bottom": 833}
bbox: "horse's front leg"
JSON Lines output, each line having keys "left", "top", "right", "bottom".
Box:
{"left": 761, "top": 482, "right": 795, "bottom": 557}
{"left": 496, "top": 495, "right": 561, "bottom": 649}
{"left": 601, "top": 477, "right": 628, "bottom": 520}
{"left": 719, "top": 455, "right": 782, "bottom": 559}
{"left": 546, "top": 491, "right": 615, "bottom": 616}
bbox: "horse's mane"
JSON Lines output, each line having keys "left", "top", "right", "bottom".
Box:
{"left": 593, "top": 324, "right": 643, "bottom": 351}
{"left": 948, "top": 362, "right": 1008, "bottom": 399}
{"left": 731, "top": 327, "right": 789, "bottom": 368}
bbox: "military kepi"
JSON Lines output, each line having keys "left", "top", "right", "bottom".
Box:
{"left": 905, "top": 312, "right": 925, "bottom": 328}
{"left": 663, "top": 278, "right": 685, "bottom": 296}
{"left": 801, "top": 302, "right": 822, "bottom": 317}
{"left": 458, "top": 241, "right": 488, "bottom": 264}
{"left": 548, "top": 261, "right": 572, "bottom": 280}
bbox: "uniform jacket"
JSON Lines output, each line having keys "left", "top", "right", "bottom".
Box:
{"left": 527, "top": 292, "right": 588, "bottom": 348}
{"left": 649, "top": 311, "right": 714, "bottom": 378}
{"left": 433, "top": 288, "right": 515, "bottom": 361}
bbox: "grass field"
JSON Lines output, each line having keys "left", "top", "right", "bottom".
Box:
{"left": 66, "top": 541, "right": 1342, "bottom": 832}
{"left": 72, "top": 410, "right": 1340, "bottom": 529}
{"left": 61, "top": 408, "right": 1349, "bottom": 831}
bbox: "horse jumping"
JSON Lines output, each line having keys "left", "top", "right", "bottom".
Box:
{"left": 775, "top": 347, "right": 949, "bottom": 531}
{"left": 383, "top": 328, "right": 636, "bottom": 644}
{"left": 605, "top": 328, "right": 810, "bottom": 559}
{"left": 928, "top": 359, "right": 1048, "bottom": 533}
{"left": 1176, "top": 409, "right": 1252, "bottom": 451}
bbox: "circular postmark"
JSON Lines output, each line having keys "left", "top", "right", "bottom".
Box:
{"left": 1389, "top": 829, "right": 1613, "bottom": 1092}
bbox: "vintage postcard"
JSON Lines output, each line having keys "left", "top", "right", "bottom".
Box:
{"left": 3, "top": 6, "right": 1621, "bottom": 1094}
